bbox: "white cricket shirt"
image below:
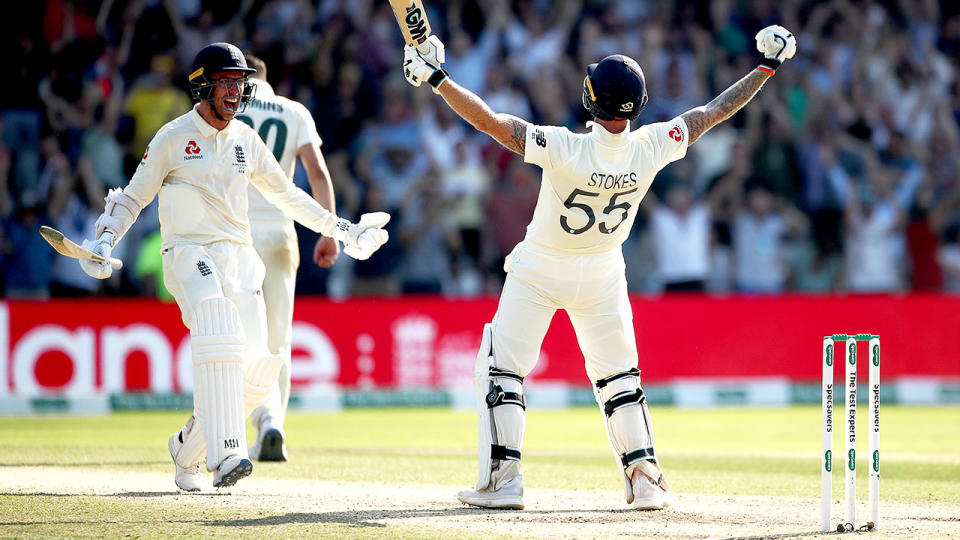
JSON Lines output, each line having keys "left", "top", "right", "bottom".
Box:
{"left": 122, "top": 105, "right": 338, "bottom": 250}
{"left": 239, "top": 79, "right": 323, "bottom": 222}
{"left": 523, "top": 117, "right": 689, "bottom": 254}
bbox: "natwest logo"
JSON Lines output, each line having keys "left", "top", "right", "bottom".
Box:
{"left": 184, "top": 140, "right": 202, "bottom": 160}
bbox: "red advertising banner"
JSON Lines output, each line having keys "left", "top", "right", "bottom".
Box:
{"left": 2, "top": 295, "right": 959, "bottom": 397}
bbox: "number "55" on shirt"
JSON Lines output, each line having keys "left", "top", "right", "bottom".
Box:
{"left": 560, "top": 188, "right": 638, "bottom": 235}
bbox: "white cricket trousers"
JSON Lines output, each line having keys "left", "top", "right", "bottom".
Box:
{"left": 162, "top": 241, "right": 269, "bottom": 373}
{"left": 249, "top": 218, "right": 299, "bottom": 428}
{"left": 492, "top": 241, "right": 639, "bottom": 381}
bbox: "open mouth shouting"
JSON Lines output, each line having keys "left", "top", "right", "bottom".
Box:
{"left": 221, "top": 96, "right": 240, "bottom": 113}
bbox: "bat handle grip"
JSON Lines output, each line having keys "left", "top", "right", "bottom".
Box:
{"left": 108, "top": 257, "right": 124, "bottom": 270}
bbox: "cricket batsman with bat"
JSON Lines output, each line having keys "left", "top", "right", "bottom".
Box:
{"left": 402, "top": 26, "right": 796, "bottom": 510}
{"left": 77, "top": 42, "right": 389, "bottom": 490}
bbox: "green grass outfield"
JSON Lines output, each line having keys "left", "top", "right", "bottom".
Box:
{"left": 1, "top": 406, "right": 958, "bottom": 538}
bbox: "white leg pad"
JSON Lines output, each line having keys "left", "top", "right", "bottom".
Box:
{"left": 249, "top": 347, "right": 290, "bottom": 430}
{"left": 244, "top": 353, "right": 286, "bottom": 416}
{"left": 192, "top": 297, "right": 247, "bottom": 471}
{"left": 172, "top": 415, "right": 206, "bottom": 468}
{"left": 594, "top": 368, "right": 666, "bottom": 504}
{"left": 474, "top": 323, "right": 526, "bottom": 491}
{"left": 277, "top": 346, "right": 291, "bottom": 413}
{"left": 186, "top": 356, "right": 283, "bottom": 468}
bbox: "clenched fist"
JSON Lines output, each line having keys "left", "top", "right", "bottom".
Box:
{"left": 756, "top": 25, "right": 796, "bottom": 62}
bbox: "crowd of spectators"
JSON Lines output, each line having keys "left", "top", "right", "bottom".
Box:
{"left": 3, "top": 0, "right": 960, "bottom": 299}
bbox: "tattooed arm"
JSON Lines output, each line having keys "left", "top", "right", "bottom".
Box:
{"left": 437, "top": 78, "right": 527, "bottom": 155}
{"left": 681, "top": 69, "right": 771, "bottom": 145}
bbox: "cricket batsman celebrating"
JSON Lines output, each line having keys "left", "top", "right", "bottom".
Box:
{"left": 78, "top": 42, "right": 389, "bottom": 490}
{"left": 402, "top": 26, "right": 796, "bottom": 509}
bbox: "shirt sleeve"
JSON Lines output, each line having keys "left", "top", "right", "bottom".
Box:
{"left": 121, "top": 127, "right": 172, "bottom": 208}
{"left": 248, "top": 131, "right": 339, "bottom": 236}
{"left": 523, "top": 124, "right": 572, "bottom": 171}
{"left": 644, "top": 116, "right": 690, "bottom": 170}
{"left": 292, "top": 102, "right": 322, "bottom": 149}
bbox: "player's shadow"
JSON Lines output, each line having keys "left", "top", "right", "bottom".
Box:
{"left": 0, "top": 461, "right": 162, "bottom": 467}
{"left": 202, "top": 507, "right": 669, "bottom": 529}
{"left": 717, "top": 533, "right": 844, "bottom": 539}
{"left": 678, "top": 509, "right": 844, "bottom": 539}
{"left": 0, "top": 492, "right": 79, "bottom": 498}
{"left": 113, "top": 491, "right": 225, "bottom": 498}
{"left": 0, "top": 491, "right": 228, "bottom": 499}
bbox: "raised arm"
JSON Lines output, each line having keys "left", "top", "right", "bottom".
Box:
{"left": 437, "top": 78, "right": 527, "bottom": 155}
{"left": 681, "top": 70, "right": 771, "bottom": 145}
{"left": 682, "top": 25, "right": 797, "bottom": 146}
{"left": 401, "top": 36, "right": 527, "bottom": 156}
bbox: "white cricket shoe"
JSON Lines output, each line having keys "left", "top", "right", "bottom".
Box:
{"left": 213, "top": 455, "right": 253, "bottom": 488}
{"left": 630, "top": 474, "right": 674, "bottom": 510}
{"left": 249, "top": 418, "right": 288, "bottom": 462}
{"left": 168, "top": 430, "right": 204, "bottom": 492}
{"left": 457, "top": 476, "right": 524, "bottom": 510}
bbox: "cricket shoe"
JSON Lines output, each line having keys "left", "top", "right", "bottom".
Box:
{"left": 630, "top": 474, "right": 674, "bottom": 510}
{"left": 249, "top": 419, "right": 288, "bottom": 462}
{"left": 457, "top": 476, "right": 524, "bottom": 510}
{"left": 213, "top": 456, "right": 253, "bottom": 488}
{"left": 168, "top": 428, "right": 204, "bottom": 492}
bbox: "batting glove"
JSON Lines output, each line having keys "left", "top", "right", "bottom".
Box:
{"left": 416, "top": 35, "right": 445, "bottom": 68}
{"left": 79, "top": 235, "right": 114, "bottom": 279}
{"left": 332, "top": 212, "right": 391, "bottom": 261}
{"left": 755, "top": 25, "right": 796, "bottom": 75}
{"left": 403, "top": 45, "right": 448, "bottom": 94}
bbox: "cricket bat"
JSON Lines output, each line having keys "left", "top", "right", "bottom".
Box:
{"left": 40, "top": 225, "right": 123, "bottom": 270}
{"left": 388, "top": 0, "right": 432, "bottom": 51}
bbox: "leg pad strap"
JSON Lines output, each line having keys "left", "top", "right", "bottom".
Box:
{"left": 594, "top": 367, "right": 663, "bottom": 503}
{"left": 491, "top": 445, "right": 521, "bottom": 461}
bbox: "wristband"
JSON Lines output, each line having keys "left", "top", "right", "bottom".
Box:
{"left": 428, "top": 68, "right": 448, "bottom": 91}
{"left": 757, "top": 57, "right": 781, "bottom": 75}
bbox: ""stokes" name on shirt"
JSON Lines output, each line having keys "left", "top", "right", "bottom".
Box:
{"left": 588, "top": 171, "right": 637, "bottom": 189}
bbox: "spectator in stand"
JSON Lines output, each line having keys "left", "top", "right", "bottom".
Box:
{"left": 397, "top": 181, "right": 460, "bottom": 295}
{"left": 731, "top": 183, "right": 808, "bottom": 293}
{"left": 7, "top": 0, "right": 960, "bottom": 298}
{"left": 644, "top": 182, "right": 712, "bottom": 292}
{"left": 43, "top": 137, "right": 105, "bottom": 297}
{"left": 78, "top": 104, "right": 126, "bottom": 190}
{"left": 443, "top": 5, "right": 505, "bottom": 94}
{"left": 356, "top": 80, "right": 427, "bottom": 209}
{"left": 2, "top": 193, "right": 54, "bottom": 299}
{"left": 843, "top": 171, "right": 907, "bottom": 292}
{"left": 165, "top": 0, "right": 254, "bottom": 70}
{"left": 419, "top": 99, "right": 467, "bottom": 172}
{"left": 124, "top": 55, "right": 191, "bottom": 162}
{"left": 351, "top": 183, "right": 402, "bottom": 296}
{"left": 441, "top": 138, "right": 491, "bottom": 293}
